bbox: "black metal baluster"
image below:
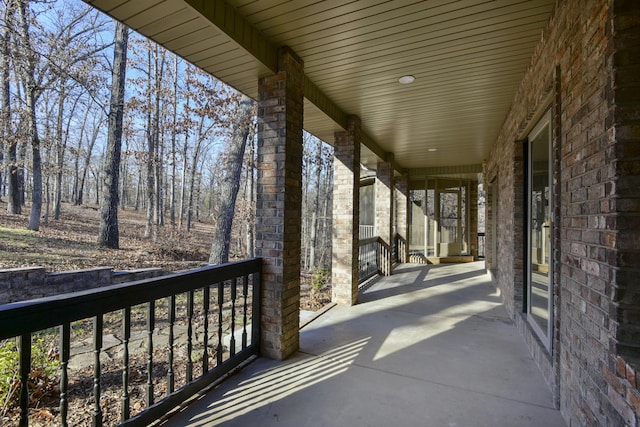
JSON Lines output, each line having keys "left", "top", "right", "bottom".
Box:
{"left": 242, "top": 275, "right": 249, "bottom": 349}
{"left": 230, "top": 278, "right": 237, "bottom": 357}
{"left": 93, "top": 315, "right": 103, "bottom": 427}
{"left": 217, "top": 281, "right": 224, "bottom": 365}
{"left": 252, "top": 270, "right": 261, "bottom": 348}
{"left": 18, "top": 334, "right": 30, "bottom": 427}
{"left": 167, "top": 295, "right": 175, "bottom": 394}
{"left": 186, "top": 291, "right": 194, "bottom": 382}
{"left": 121, "top": 307, "right": 131, "bottom": 422}
{"left": 60, "top": 323, "right": 70, "bottom": 426}
{"left": 202, "top": 286, "right": 210, "bottom": 373}
{"left": 147, "top": 301, "right": 155, "bottom": 407}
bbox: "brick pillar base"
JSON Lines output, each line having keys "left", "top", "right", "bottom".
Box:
{"left": 256, "top": 47, "right": 304, "bottom": 360}
{"left": 331, "top": 116, "right": 361, "bottom": 306}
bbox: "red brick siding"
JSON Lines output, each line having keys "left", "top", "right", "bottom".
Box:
{"left": 486, "top": 0, "right": 640, "bottom": 424}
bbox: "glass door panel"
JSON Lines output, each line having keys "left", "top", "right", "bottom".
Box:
{"left": 409, "top": 190, "right": 426, "bottom": 259}
{"left": 439, "top": 191, "right": 460, "bottom": 256}
{"left": 527, "top": 109, "right": 553, "bottom": 349}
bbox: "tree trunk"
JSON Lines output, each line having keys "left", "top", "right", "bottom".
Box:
{"left": 120, "top": 136, "right": 128, "bottom": 209}
{"left": 153, "top": 46, "right": 165, "bottom": 228}
{"left": 77, "top": 118, "right": 99, "bottom": 206}
{"left": 209, "top": 96, "right": 254, "bottom": 264}
{"left": 169, "top": 56, "right": 179, "bottom": 225}
{"left": 72, "top": 105, "right": 90, "bottom": 205}
{"left": 178, "top": 77, "right": 190, "bottom": 229}
{"left": 53, "top": 89, "right": 66, "bottom": 220}
{"left": 185, "top": 115, "right": 204, "bottom": 232}
{"left": 301, "top": 148, "right": 309, "bottom": 271}
{"left": 98, "top": 21, "right": 128, "bottom": 248}
{"left": 245, "top": 129, "right": 255, "bottom": 259}
{"left": 309, "top": 138, "right": 323, "bottom": 270}
{"left": 1, "top": 3, "right": 18, "bottom": 213}
{"left": 16, "top": 0, "right": 42, "bottom": 230}
{"left": 144, "top": 47, "right": 158, "bottom": 239}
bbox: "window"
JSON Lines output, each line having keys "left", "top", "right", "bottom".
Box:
{"left": 526, "top": 109, "right": 553, "bottom": 351}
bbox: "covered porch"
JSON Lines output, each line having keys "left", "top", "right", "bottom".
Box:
{"left": 5, "top": 0, "right": 638, "bottom": 424}
{"left": 162, "top": 262, "right": 565, "bottom": 426}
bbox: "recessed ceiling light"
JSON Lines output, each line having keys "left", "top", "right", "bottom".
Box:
{"left": 428, "top": 148, "right": 437, "bottom": 152}
{"left": 398, "top": 75, "right": 415, "bottom": 84}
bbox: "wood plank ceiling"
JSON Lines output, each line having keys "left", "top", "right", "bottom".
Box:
{"left": 84, "top": 0, "right": 556, "bottom": 172}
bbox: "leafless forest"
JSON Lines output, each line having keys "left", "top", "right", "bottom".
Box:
{"left": 0, "top": 0, "right": 334, "bottom": 272}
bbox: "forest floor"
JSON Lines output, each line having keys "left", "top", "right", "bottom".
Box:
{"left": 0, "top": 201, "right": 331, "bottom": 426}
{"left": 0, "top": 201, "right": 330, "bottom": 309}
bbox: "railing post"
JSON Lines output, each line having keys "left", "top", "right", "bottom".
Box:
{"left": 60, "top": 323, "right": 70, "bottom": 426}
{"left": 121, "top": 307, "right": 131, "bottom": 422}
{"left": 146, "top": 301, "right": 155, "bottom": 407}
{"left": 251, "top": 268, "right": 261, "bottom": 351}
{"left": 93, "top": 315, "right": 103, "bottom": 427}
{"left": 18, "top": 334, "right": 30, "bottom": 427}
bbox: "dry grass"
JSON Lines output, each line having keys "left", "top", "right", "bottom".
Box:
{"left": 0, "top": 201, "right": 330, "bottom": 309}
{"left": 0, "top": 201, "right": 212, "bottom": 273}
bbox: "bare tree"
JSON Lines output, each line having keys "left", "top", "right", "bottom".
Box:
{"left": 53, "top": 86, "right": 82, "bottom": 219}
{"left": 140, "top": 43, "right": 166, "bottom": 239}
{"left": 168, "top": 55, "right": 179, "bottom": 224}
{"left": 208, "top": 95, "right": 254, "bottom": 264}
{"left": 15, "top": 0, "right": 43, "bottom": 230}
{"left": 98, "top": 20, "right": 128, "bottom": 248}
{"left": 1, "top": 1, "right": 19, "bottom": 213}
{"left": 308, "top": 136, "right": 324, "bottom": 270}
{"left": 75, "top": 113, "right": 101, "bottom": 205}
{"left": 11, "top": 0, "right": 108, "bottom": 229}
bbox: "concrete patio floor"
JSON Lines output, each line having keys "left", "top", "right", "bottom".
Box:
{"left": 162, "top": 262, "right": 566, "bottom": 427}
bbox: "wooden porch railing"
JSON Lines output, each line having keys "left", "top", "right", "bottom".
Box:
{"left": 358, "top": 237, "right": 379, "bottom": 283}
{"left": 395, "top": 234, "right": 407, "bottom": 264}
{"left": 358, "top": 236, "right": 395, "bottom": 283}
{"left": 0, "top": 258, "right": 262, "bottom": 427}
{"left": 477, "top": 232, "right": 486, "bottom": 258}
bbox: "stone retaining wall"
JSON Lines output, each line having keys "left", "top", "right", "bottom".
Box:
{"left": 0, "top": 267, "right": 166, "bottom": 305}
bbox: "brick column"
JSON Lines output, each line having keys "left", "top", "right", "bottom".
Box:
{"left": 256, "top": 47, "right": 304, "bottom": 360}
{"left": 469, "top": 180, "right": 479, "bottom": 260}
{"left": 331, "top": 116, "right": 361, "bottom": 306}
{"left": 395, "top": 174, "right": 409, "bottom": 263}
{"left": 376, "top": 154, "right": 394, "bottom": 275}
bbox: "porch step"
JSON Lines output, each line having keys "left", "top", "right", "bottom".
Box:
{"left": 419, "top": 255, "right": 475, "bottom": 264}
{"left": 409, "top": 253, "right": 475, "bottom": 264}
{"left": 426, "top": 256, "right": 474, "bottom": 264}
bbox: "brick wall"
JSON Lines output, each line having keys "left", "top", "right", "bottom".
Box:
{"left": 608, "top": 0, "right": 640, "bottom": 422}
{"left": 485, "top": 0, "right": 640, "bottom": 424}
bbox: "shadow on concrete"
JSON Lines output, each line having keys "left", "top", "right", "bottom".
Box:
{"left": 162, "top": 262, "right": 565, "bottom": 427}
